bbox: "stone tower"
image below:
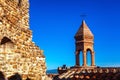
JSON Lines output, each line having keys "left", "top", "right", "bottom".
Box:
{"left": 74, "top": 20, "right": 95, "bottom": 67}
{"left": 0, "top": 0, "right": 46, "bottom": 80}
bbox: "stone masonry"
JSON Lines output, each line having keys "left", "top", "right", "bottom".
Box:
{"left": 0, "top": 0, "right": 46, "bottom": 80}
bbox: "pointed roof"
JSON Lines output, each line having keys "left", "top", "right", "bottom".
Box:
{"left": 75, "top": 20, "right": 93, "bottom": 38}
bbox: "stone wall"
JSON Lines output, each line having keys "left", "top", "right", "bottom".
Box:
{"left": 0, "top": 0, "right": 46, "bottom": 80}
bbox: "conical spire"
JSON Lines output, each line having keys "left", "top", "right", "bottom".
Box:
{"left": 75, "top": 20, "right": 93, "bottom": 39}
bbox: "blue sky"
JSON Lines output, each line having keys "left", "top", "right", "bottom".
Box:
{"left": 29, "top": 0, "right": 120, "bottom": 69}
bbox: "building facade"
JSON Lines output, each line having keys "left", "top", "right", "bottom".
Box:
{"left": 0, "top": 0, "right": 46, "bottom": 80}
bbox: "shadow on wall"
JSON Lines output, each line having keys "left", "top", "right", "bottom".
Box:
{"left": 0, "top": 71, "right": 31, "bottom": 80}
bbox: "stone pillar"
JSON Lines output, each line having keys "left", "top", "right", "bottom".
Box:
{"left": 83, "top": 51, "right": 87, "bottom": 67}
{"left": 91, "top": 52, "right": 95, "bottom": 66}
{"left": 75, "top": 51, "right": 79, "bottom": 66}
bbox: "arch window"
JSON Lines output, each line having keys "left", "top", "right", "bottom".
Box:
{"left": 0, "top": 37, "right": 14, "bottom": 53}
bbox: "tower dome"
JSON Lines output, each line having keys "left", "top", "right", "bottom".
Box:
{"left": 75, "top": 20, "right": 94, "bottom": 42}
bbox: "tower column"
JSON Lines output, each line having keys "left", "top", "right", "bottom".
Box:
{"left": 91, "top": 52, "right": 95, "bottom": 66}
{"left": 83, "top": 51, "right": 87, "bottom": 67}
{"left": 75, "top": 51, "right": 79, "bottom": 66}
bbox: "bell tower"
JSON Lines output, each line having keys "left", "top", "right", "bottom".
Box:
{"left": 74, "top": 20, "right": 95, "bottom": 67}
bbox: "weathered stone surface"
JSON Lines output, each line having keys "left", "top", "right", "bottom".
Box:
{"left": 0, "top": 0, "right": 46, "bottom": 80}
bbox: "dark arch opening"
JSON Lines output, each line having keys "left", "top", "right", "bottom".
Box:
{"left": 0, "top": 37, "right": 14, "bottom": 53}
{"left": 1, "top": 37, "right": 13, "bottom": 45}
{"left": 8, "top": 73, "right": 22, "bottom": 80}
{"left": 86, "top": 49, "right": 92, "bottom": 66}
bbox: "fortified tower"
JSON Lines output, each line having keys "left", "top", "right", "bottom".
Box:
{"left": 0, "top": 0, "right": 46, "bottom": 80}
{"left": 74, "top": 20, "right": 95, "bottom": 67}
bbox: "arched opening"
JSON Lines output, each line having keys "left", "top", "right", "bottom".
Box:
{"left": 86, "top": 49, "right": 92, "bottom": 66}
{"left": 0, "top": 37, "right": 14, "bottom": 53}
{"left": 79, "top": 51, "right": 83, "bottom": 66}
{"left": 1, "top": 37, "right": 13, "bottom": 45}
